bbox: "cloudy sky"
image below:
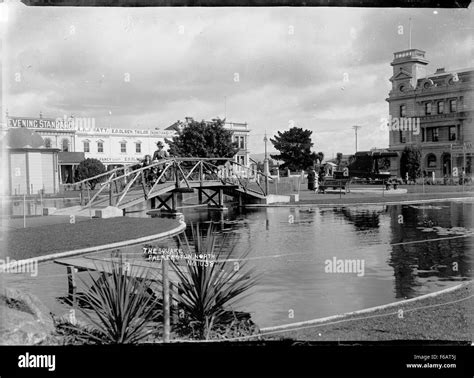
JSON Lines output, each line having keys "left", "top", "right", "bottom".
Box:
{"left": 4, "top": 2, "right": 473, "bottom": 157}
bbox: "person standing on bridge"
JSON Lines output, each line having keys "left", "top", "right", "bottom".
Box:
{"left": 152, "top": 141, "right": 169, "bottom": 161}
{"left": 152, "top": 141, "right": 169, "bottom": 183}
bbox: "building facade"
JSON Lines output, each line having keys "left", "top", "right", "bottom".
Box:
{"left": 3, "top": 127, "right": 60, "bottom": 195}
{"left": 3, "top": 116, "right": 175, "bottom": 184}
{"left": 386, "top": 48, "right": 474, "bottom": 179}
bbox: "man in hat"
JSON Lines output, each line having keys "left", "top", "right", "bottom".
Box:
{"left": 152, "top": 141, "right": 169, "bottom": 161}
{"left": 152, "top": 141, "right": 169, "bottom": 183}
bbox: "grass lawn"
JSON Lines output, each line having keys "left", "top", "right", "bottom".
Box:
{"left": 265, "top": 281, "right": 473, "bottom": 342}
{"left": 6, "top": 217, "right": 182, "bottom": 260}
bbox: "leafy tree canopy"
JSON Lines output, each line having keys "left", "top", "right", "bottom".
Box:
{"left": 166, "top": 119, "right": 239, "bottom": 161}
{"left": 76, "top": 158, "right": 106, "bottom": 189}
{"left": 270, "top": 127, "right": 317, "bottom": 171}
{"left": 400, "top": 145, "right": 421, "bottom": 180}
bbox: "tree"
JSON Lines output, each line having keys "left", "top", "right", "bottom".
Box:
{"left": 400, "top": 146, "right": 421, "bottom": 180}
{"left": 166, "top": 118, "right": 238, "bottom": 162}
{"left": 270, "top": 127, "right": 317, "bottom": 171}
{"left": 76, "top": 158, "right": 106, "bottom": 189}
{"left": 316, "top": 151, "right": 325, "bottom": 164}
{"left": 336, "top": 152, "right": 343, "bottom": 168}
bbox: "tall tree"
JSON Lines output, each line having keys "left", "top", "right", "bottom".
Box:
{"left": 270, "top": 127, "right": 317, "bottom": 171}
{"left": 336, "top": 152, "right": 343, "bottom": 168}
{"left": 166, "top": 118, "right": 239, "bottom": 160}
{"left": 400, "top": 146, "right": 421, "bottom": 180}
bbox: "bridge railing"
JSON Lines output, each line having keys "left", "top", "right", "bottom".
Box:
{"left": 67, "top": 157, "right": 274, "bottom": 208}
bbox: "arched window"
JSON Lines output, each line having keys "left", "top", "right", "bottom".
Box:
{"left": 425, "top": 102, "right": 432, "bottom": 115}
{"left": 437, "top": 101, "right": 444, "bottom": 114}
{"left": 62, "top": 139, "right": 69, "bottom": 152}
{"left": 400, "top": 104, "right": 406, "bottom": 117}
{"left": 427, "top": 154, "right": 437, "bottom": 168}
{"left": 44, "top": 138, "right": 52, "bottom": 148}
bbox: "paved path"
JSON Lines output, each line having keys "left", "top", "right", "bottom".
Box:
{"left": 290, "top": 189, "right": 473, "bottom": 205}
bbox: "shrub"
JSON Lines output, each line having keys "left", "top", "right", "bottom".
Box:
{"left": 61, "top": 255, "right": 162, "bottom": 344}
{"left": 169, "top": 223, "right": 260, "bottom": 340}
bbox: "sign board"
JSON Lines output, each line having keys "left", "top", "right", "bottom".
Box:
{"left": 8, "top": 117, "right": 75, "bottom": 130}
{"left": 7, "top": 117, "right": 176, "bottom": 138}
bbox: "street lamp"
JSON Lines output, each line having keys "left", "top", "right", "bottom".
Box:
{"left": 352, "top": 125, "right": 362, "bottom": 152}
{"left": 263, "top": 132, "right": 269, "bottom": 195}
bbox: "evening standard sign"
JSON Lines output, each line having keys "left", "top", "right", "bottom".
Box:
{"left": 8, "top": 117, "right": 75, "bottom": 130}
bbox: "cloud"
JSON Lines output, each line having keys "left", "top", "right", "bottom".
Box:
{"left": 5, "top": 4, "right": 473, "bottom": 158}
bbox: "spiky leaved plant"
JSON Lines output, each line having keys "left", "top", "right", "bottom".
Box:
{"left": 170, "top": 222, "right": 259, "bottom": 340}
{"left": 63, "top": 254, "right": 162, "bottom": 344}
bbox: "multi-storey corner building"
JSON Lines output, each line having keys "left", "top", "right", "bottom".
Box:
{"left": 386, "top": 48, "right": 474, "bottom": 178}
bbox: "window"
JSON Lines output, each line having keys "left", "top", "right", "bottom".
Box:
{"left": 400, "top": 104, "right": 406, "bottom": 117}
{"left": 430, "top": 128, "right": 439, "bottom": 142}
{"left": 97, "top": 141, "right": 104, "bottom": 153}
{"left": 120, "top": 142, "right": 127, "bottom": 153}
{"left": 136, "top": 142, "right": 141, "bottom": 153}
{"left": 399, "top": 130, "right": 406, "bottom": 143}
{"left": 62, "top": 139, "right": 69, "bottom": 152}
{"left": 427, "top": 154, "right": 437, "bottom": 168}
{"left": 437, "top": 101, "right": 444, "bottom": 114}
{"left": 449, "top": 126, "right": 457, "bottom": 141}
{"left": 83, "top": 140, "right": 90, "bottom": 153}
{"left": 239, "top": 136, "right": 245, "bottom": 149}
{"left": 44, "top": 138, "right": 52, "bottom": 148}
{"left": 425, "top": 102, "right": 432, "bottom": 115}
{"left": 450, "top": 99, "right": 457, "bottom": 112}
{"left": 421, "top": 128, "right": 425, "bottom": 142}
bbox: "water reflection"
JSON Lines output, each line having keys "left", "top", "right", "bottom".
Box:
{"left": 4, "top": 200, "right": 473, "bottom": 329}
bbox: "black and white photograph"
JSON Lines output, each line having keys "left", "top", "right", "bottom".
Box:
{"left": 0, "top": 1, "right": 473, "bottom": 376}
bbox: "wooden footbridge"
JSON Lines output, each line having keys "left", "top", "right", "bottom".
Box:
{"left": 67, "top": 158, "right": 274, "bottom": 214}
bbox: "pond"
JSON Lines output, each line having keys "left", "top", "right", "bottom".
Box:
{"left": 4, "top": 199, "right": 473, "bottom": 330}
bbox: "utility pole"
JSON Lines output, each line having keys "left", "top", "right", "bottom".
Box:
{"left": 263, "top": 131, "right": 269, "bottom": 195}
{"left": 224, "top": 96, "right": 227, "bottom": 120}
{"left": 352, "top": 125, "right": 361, "bottom": 153}
{"left": 408, "top": 17, "right": 412, "bottom": 49}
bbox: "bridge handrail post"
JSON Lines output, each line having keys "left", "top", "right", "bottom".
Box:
{"left": 175, "top": 160, "right": 179, "bottom": 188}
{"left": 199, "top": 161, "right": 203, "bottom": 186}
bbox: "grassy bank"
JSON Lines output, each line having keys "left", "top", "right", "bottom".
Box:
{"left": 6, "top": 216, "right": 182, "bottom": 260}
{"left": 263, "top": 281, "right": 473, "bottom": 342}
